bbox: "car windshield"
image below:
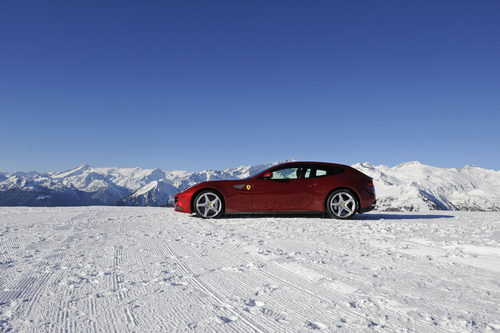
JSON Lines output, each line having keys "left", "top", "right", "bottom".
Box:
{"left": 242, "top": 166, "right": 272, "bottom": 179}
{"left": 243, "top": 169, "right": 266, "bottom": 179}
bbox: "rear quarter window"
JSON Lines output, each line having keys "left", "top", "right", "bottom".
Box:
{"left": 314, "top": 166, "right": 345, "bottom": 177}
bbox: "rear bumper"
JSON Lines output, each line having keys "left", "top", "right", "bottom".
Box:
{"left": 360, "top": 199, "right": 376, "bottom": 213}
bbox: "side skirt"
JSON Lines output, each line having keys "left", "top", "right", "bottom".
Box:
{"left": 225, "top": 211, "right": 325, "bottom": 217}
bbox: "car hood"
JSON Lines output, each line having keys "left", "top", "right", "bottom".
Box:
{"left": 178, "top": 179, "right": 246, "bottom": 195}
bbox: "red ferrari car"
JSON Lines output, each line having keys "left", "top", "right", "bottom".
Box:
{"left": 174, "top": 161, "right": 376, "bottom": 219}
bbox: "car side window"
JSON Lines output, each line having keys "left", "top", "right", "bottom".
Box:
{"left": 316, "top": 169, "right": 327, "bottom": 177}
{"left": 271, "top": 167, "right": 311, "bottom": 180}
{"left": 312, "top": 166, "right": 345, "bottom": 178}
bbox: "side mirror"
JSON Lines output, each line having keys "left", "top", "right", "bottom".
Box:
{"left": 262, "top": 172, "right": 272, "bottom": 179}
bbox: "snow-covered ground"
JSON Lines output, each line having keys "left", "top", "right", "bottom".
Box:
{"left": 1, "top": 207, "right": 499, "bottom": 332}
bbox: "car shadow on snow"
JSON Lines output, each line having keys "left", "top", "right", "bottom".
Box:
{"left": 225, "top": 213, "right": 454, "bottom": 220}
{"left": 357, "top": 213, "right": 455, "bottom": 220}
{"left": 225, "top": 213, "right": 326, "bottom": 219}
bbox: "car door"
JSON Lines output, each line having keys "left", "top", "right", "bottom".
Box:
{"left": 223, "top": 181, "right": 254, "bottom": 213}
{"left": 250, "top": 166, "right": 315, "bottom": 211}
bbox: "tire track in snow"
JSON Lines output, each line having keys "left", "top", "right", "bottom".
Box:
{"left": 45, "top": 248, "right": 85, "bottom": 331}
{"left": 272, "top": 260, "right": 438, "bottom": 332}
{"left": 268, "top": 257, "right": 431, "bottom": 331}
{"left": 165, "top": 242, "right": 294, "bottom": 331}
{"left": 209, "top": 220, "right": 461, "bottom": 332}
{"left": 162, "top": 242, "right": 265, "bottom": 332}
{"left": 181, "top": 221, "right": 370, "bottom": 329}
{"left": 166, "top": 220, "right": 359, "bottom": 330}
{"left": 0, "top": 208, "right": 128, "bottom": 332}
{"left": 0, "top": 240, "right": 56, "bottom": 331}
{"left": 40, "top": 227, "right": 108, "bottom": 332}
{"left": 217, "top": 245, "right": 366, "bottom": 330}
{"left": 167, "top": 238, "right": 355, "bottom": 331}
{"left": 205, "top": 265, "right": 342, "bottom": 330}
{"left": 112, "top": 236, "right": 238, "bottom": 331}
{"left": 333, "top": 237, "right": 498, "bottom": 331}
{"left": 196, "top": 226, "right": 439, "bottom": 332}
{"left": 112, "top": 245, "right": 128, "bottom": 305}
{"left": 110, "top": 236, "right": 141, "bottom": 331}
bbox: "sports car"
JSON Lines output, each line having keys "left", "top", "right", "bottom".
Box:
{"left": 174, "top": 161, "right": 376, "bottom": 219}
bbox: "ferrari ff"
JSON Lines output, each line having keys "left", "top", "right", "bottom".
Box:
{"left": 174, "top": 161, "right": 376, "bottom": 219}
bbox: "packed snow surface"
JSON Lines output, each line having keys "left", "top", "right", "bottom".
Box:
{"left": 1, "top": 207, "right": 499, "bottom": 332}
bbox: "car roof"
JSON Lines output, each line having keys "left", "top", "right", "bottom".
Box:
{"left": 273, "top": 161, "right": 349, "bottom": 168}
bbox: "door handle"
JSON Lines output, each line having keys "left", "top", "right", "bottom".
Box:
{"left": 232, "top": 184, "right": 252, "bottom": 191}
{"left": 308, "top": 183, "right": 317, "bottom": 189}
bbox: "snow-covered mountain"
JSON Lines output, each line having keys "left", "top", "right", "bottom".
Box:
{"left": 353, "top": 161, "right": 500, "bottom": 211}
{"left": 116, "top": 180, "right": 178, "bottom": 207}
{"left": 1, "top": 160, "right": 499, "bottom": 211}
{"left": 0, "top": 161, "right": 282, "bottom": 207}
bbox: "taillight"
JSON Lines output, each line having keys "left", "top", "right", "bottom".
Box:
{"left": 366, "top": 179, "right": 375, "bottom": 195}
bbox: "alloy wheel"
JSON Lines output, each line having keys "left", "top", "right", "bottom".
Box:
{"left": 328, "top": 191, "right": 357, "bottom": 219}
{"left": 195, "top": 192, "right": 223, "bottom": 218}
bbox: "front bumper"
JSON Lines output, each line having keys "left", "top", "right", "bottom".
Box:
{"left": 174, "top": 193, "right": 192, "bottom": 214}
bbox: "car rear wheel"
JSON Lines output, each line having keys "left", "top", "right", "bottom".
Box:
{"left": 326, "top": 190, "right": 358, "bottom": 219}
{"left": 194, "top": 190, "right": 224, "bottom": 219}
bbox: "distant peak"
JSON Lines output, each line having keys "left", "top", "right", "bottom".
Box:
{"left": 273, "top": 158, "right": 295, "bottom": 165}
{"left": 76, "top": 163, "right": 91, "bottom": 170}
{"left": 395, "top": 161, "right": 424, "bottom": 168}
{"left": 63, "top": 163, "right": 92, "bottom": 173}
{"left": 50, "top": 163, "right": 92, "bottom": 179}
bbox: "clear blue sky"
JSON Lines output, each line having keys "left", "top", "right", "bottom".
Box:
{"left": 1, "top": 1, "right": 499, "bottom": 172}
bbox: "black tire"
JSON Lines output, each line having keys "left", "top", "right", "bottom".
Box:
{"left": 193, "top": 190, "right": 224, "bottom": 219}
{"left": 326, "top": 189, "right": 358, "bottom": 219}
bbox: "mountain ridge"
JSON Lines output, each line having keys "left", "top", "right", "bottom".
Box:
{"left": 1, "top": 161, "right": 499, "bottom": 211}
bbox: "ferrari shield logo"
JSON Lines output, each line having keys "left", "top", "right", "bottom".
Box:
{"left": 246, "top": 185, "right": 251, "bottom": 191}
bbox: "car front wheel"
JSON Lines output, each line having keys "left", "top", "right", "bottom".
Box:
{"left": 326, "top": 190, "right": 358, "bottom": 219}
{"left": 194, "top": 190, "right": 224, "bottom": 219}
